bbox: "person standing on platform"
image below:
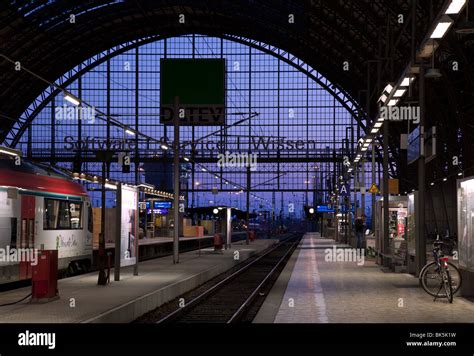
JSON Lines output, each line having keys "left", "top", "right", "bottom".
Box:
{"left": 355, "top": 215, "right": 366, "bottom": 249}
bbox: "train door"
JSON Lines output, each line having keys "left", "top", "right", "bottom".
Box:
{"left": 19, "top": 195, "right": 35, "bottom": 279}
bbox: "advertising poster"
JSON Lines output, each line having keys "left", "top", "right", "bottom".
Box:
{"left": 119, "top": 185, "right": 138, "bottom": 268}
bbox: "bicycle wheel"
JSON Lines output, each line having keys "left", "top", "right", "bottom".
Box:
{"left": 420, "top": 261, "right": 462, "bottom": 298}
{"left": 443, "top": 270, "right": 453, "bottom": 303}
{"left": 420, "top": 262, "right": 444, "bottom": 297}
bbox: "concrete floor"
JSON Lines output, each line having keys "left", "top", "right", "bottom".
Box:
{"left": 256, "top": 233, "right": 474, "bottom": 323}
{"left": 0, "top": 239, "right": 276, "bottom": 323}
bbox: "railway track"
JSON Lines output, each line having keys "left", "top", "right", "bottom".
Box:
{"left": 147, "top": 233, "right": 302, "bottom": 323}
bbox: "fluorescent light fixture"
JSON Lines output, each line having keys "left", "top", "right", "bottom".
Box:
{"left": 458, "top": 172, "right": 463, "bottom": 176}
{"left": 430, "top": 16, "right": 453, "bottom": 39}
{"left": 183, "top": 157, "right": 190, "bottom": 162}
{"left": 387, "top": 99, "right": 399, "bottom": 106}
{"left": 361, "top": 147, "right": 368, "bottom": 152}
{"left": 383, "top": 84, "right": 394, "bottom": 95}
{"left": 378, "top": 94, "right": 388, "bottom": 103}
{"left": 138, "top": 183, "right": 155, "bottom": 189}
{"left": 225, "top": 181, "right": 229, "bottom": 185}
{"left": 125, "top": 129, "right": 135, "bottom": 136}
{"left": 0, "top": 146, "right": 22, "bottom": 157}
{"left": 371, "top": 128, "right": 379, "bottom": 134}
{"left": 445, "top": 0, "right": 466, "bottom": 14}
{"left": 161, "top": 144, "right": 169, "bottom": 150}
{"left": 64, "top": 93, "right": 80, "bottom": 106}
{"left": 400, "top": 76, "right": 415, "bottom": 87}
{"left": 374, "top": 122, "right": 383, "bottom": 128}
{"left": 201, "top": 168, "right": 207, "bottom": 172}
{"left": 393, "top": 89, "right": 407, "bottom": 98}
{"left": 105, "top": 183, "right": 117, "bottom": 190}
{"left": 365, "top": 138, "right": 373, "bottom": 143}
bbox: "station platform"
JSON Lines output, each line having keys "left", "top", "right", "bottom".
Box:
{"left": 0, "top": 239, "right": 276, "bottom": 323}
{"left": 255, "top": 232, "right": 474, "bottom": 323}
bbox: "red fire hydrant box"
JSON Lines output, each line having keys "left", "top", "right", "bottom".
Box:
{"left": 31, "top": 250, "right": 59, "bottom": 302}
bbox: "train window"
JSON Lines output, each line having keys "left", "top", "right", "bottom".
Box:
{"left": 10, "top": 217, "right": 17, "bottom": 248}
{"left": 69, "top": 202, "right": 82, "bottom": 229}
{"left": 44, "top": 199, "right": 83, "bottom": 230}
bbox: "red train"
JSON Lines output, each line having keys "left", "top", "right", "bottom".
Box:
{"left": 0, "top": 159, "right": 93, "bottom": 284}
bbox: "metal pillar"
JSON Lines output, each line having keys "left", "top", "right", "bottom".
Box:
{"left": 416, "top": 66, "right": 427, "bottom": 275}
{"left": 114, "top": 183, "right": 122, "bottom": 281}
{"left": 382, "top": 117, "right": 390, "bottom": 267}
{"left": 246, "top": 166, "right": 250, "bottom": 245}
{"left": 173, "top": 97, "right": 180, "bottom": 264}
{"left": 98, "top": 160, "right": 108, "bottom": 285}
{"left": 372, "top": 143, "right": 376, "bottom": 230}
{"left": 361, "top": 159, "right": 366, "bottom": 217}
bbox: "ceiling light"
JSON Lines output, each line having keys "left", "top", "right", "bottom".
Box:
{"left": 183, "top": 157, "right": 190, "bottom": 162}
{"left": 393, "top": 89, "right": 406, "bottom": 98}
{"left": 431, "top": 182, "right": 435, "bottom": 186}
{"left": 0, "top": 146, "right": 22, "bottom": 157}
{"left": 125, "top": 129, "right": 135, "bottom": 136}
{"left": 161, "top": 144, "right": 169, "bottom": 150}
{"left": 445, "top": 0, "right": 466, "bottom": 14}
{"left": 400, "top": 77, "right": 415, "bottom": 87}
{"left": 430, "top": 16, "right": 454, "bottom": 39}
{"left": 458, "top": 172, "right": 463, "bottom": 176}
{"left": 374, "top": 122, "right": 383, "bottom": 128}
{"left": 387, "top": 99, "right": 399, "bottom": 106}
{"left": 361, "top": 147, "right": 368, "bottom": 152}
{"left": 64, "top": 93, "right": 80, "bottom": 106}
{"left": 443, "top": 177, "right": 448, "bottom": 182}
{"left": 383, "top": 84, "right": 393, "bottom": 95}
{"left": 378, "top": 94, "right": 388, "bottom": 103}
{"left": 425, "top": 68, "right": 442, "bottom": 79}
{"left": 371, "top": 128, "right": 379, "bottom": 134}
{"left": 105, "top": 183, "right": 117, "bottom": 190}
{"left": 201, "top": 168, "right": 207, "bottom": 172}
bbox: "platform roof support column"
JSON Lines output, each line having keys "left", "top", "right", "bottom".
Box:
{"left": 382, "top": 117, "right": 390, "bottom": 267}
{"left": 416, "top": 66, "right": 426, "bottom": 276}
{"left": 173, "top": 97, "right": 180, "bottom": 264}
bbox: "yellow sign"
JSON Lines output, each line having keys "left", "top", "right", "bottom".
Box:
{"left": 368, "top": 183, "right": 379, "bottom": 194}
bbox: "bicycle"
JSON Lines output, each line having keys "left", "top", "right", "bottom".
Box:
{"left": 419, "top": 236, "right": 462, "bottom": 303}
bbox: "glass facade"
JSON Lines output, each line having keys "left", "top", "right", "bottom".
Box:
{"left": 13, "top": 34, "right": 381, "bottom": 218}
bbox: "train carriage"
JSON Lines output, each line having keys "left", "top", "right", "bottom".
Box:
{"left": 0, "top": 160, "right": 93, "bottom": 284}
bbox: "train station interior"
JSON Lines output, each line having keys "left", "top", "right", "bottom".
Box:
{"left": 1, "top": 0, "right": 474, "bottom": 351}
